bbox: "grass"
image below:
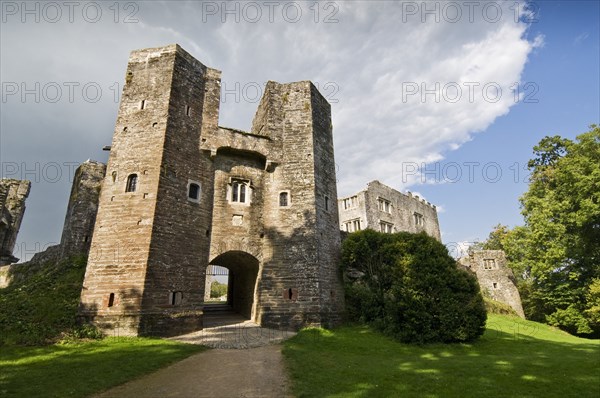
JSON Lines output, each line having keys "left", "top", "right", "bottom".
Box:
{"left": 283, "top": 314, "right": 600, "bottom": 398}
{"left": 0, "top": 256, "right": 89, "bottom": 345}
{"left": 0, "top": 337, "right": 205, "bottom": 397}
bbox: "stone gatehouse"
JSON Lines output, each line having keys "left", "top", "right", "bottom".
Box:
{"left": 78, "top": 44, "right": 345, "bottom": 336}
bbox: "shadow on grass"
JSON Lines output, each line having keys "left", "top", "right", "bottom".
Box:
{"left": 283, "top": 316, "right": 600, "bottom": 398}
{"left": 0, "top": 338, "right": 206, "bottom": 398}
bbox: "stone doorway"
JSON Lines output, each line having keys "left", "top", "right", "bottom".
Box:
{"left": 205, "top": 251, "right": 260, "bottom": 322}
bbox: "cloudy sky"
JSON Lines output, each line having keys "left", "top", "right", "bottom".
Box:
{"left": 1, "top": 0, "right": 598, "bottom": 261}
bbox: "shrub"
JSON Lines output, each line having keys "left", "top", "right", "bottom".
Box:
{"left": 341, "top": 230, "right": 486, "bottom": 343}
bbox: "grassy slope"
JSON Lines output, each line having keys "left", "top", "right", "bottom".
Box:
{"left": 0, "top": 338, "right": 205, "bottom": 398}
{"left": 0, "top": 256, "right": 88, "bottom": 345}
{"left": 283, "top": 314, "right": 600, "bottom": 398}
{"left": 0, "top": 257, "right": 206, "bottom": 397}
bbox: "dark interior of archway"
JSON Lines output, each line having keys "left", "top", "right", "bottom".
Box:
{"left": 209, "top": 251, "right": 259, "bottom": 319}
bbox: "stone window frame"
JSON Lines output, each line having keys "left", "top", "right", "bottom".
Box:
{"left": 107, "top": 293, "right": 115, "bottom": 307}
{"left": 379, "top": 220, "right": 394, "bottom": 234}
{"left": 125, "top": 173, "right": 138, "bottom": 193}
{"left": 169, "top": 291, "right": 183, "bottom": 306}
{"left": 342, "top": 195, "right": 358, "bottom": 210}
{"left": 282, "top": 288, "right": 298, "bottom": 301}
{"left": 413, "top": 212, "right": 424, "bottom": 226}
{"left": 377, "top": 197, "right": 391, "bottom": 213}
{"left": 343, "top": 218, "right": 362, "bottom": 232}
{"left": 187, "top": 179, "right": 201, "bottom": 203}
{"left": 483, "top": 258, "right": 496, "bottom": 270}
{"left": 279, "top": 190, "right": 291, "bottom": 207}
{"left": 228, "top": 177, "right": 252, "bottom": 206}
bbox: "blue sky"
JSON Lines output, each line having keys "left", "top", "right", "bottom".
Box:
{"left": 1, "top": 1, "right": 598, "bottom": 261}
{"left": 422, "top": 0, "right": 600, "bottom": 253}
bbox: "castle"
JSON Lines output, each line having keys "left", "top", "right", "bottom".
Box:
{"left": 1, "top": 44, "right": 526, "bottom": 336}
{"left": 338, "top": 180, "right": 441, "bottom": 240}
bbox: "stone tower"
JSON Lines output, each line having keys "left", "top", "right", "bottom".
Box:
{"left": 79, "top": 44, "right": 344, "bottom": 336}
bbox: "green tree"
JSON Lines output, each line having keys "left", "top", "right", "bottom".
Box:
{"left": 341, "top": 230, "right": 486, "bottom": 344}
{"left": 210, "top": 281, "right": 228, "bottom": 298}
{"left": 481, "top": 125, "right": 600, "bottom": 336}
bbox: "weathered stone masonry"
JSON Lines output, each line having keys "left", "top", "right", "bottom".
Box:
{"left": 78, "top": 44, "right": 345, "bottom": 336}
{"left": 0, "top": 162, "right": 105, "bottom": 288}
{"left": 460, "top": 250, "right": 525, "bottom": 318}
{"left": 338, "top": 180, "right": 442, "bottom": 241}
{"left": 0, "top": 179, "right": 30, "bottom": 266}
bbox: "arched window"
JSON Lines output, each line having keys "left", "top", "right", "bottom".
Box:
{"left": 230, "top": 179, "right": 250, "bottom": 203}
{"left": 279, "top": 192, "right": 289, "bottom": 207}
{"left": 188, "top": 183, "right": 200, "bottom": 200}
{"left": 126, "top": 174, "right": 138, "bottom": 192}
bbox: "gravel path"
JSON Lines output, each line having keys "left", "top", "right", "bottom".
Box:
{"left": 93, "top": 345, "right": 292, "bottom": 398}
{"left": 93, "top": 314, "right": 296, "bottom": 397}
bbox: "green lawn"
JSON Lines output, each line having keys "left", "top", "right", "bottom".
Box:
{"left": 283, "top": 314, "right": 600, "bottom": 398}
{"left": 0, "top": 338, "right": 205, "bottom": 398}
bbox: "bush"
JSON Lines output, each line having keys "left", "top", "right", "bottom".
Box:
{"left": 341, "top": 230, "right": 486, "bottom": 343}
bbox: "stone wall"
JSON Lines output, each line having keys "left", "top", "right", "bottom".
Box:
{"left": 338, "top": 180, "right": 442, "bottom": 241}
{"left": 0, "top": 179, "right": 30, "bottom": 265}
{"left": 461, "top": 250, "right": 525, "bottom": 318}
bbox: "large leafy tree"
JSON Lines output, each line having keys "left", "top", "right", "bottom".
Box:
{"left": 341, "top": 230, "right": 486, "bottom": 343}
{"left": 482, "top": 126, "right": 600, "bottom": 335}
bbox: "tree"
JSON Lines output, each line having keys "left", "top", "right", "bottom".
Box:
{"left": 481, "top": 125, "right": 600, "bottom": 336}
{"left": 341, "top": 230, "right": 486, "bottom": 344}
{"left": 210, "top": 281, "right": 228, "bottom": 298}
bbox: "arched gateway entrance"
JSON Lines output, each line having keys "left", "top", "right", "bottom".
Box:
{"left": 205, "top": 251, "right": 260, "bottom": 321}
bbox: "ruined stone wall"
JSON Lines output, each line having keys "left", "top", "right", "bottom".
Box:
{"left": 60, "top": 160, "right": 106, "bottom": 258}
{"left": 338, "top": 180, "right": 441, "bottom": 241}
{"left": 0, "top": 164, "right": 104, "bottom": 288}
{"left": 464, "top": 250, "right": 525, "bottom": 318}
{"left": 0, "top": 179, "right": 30, "bottom": 265}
